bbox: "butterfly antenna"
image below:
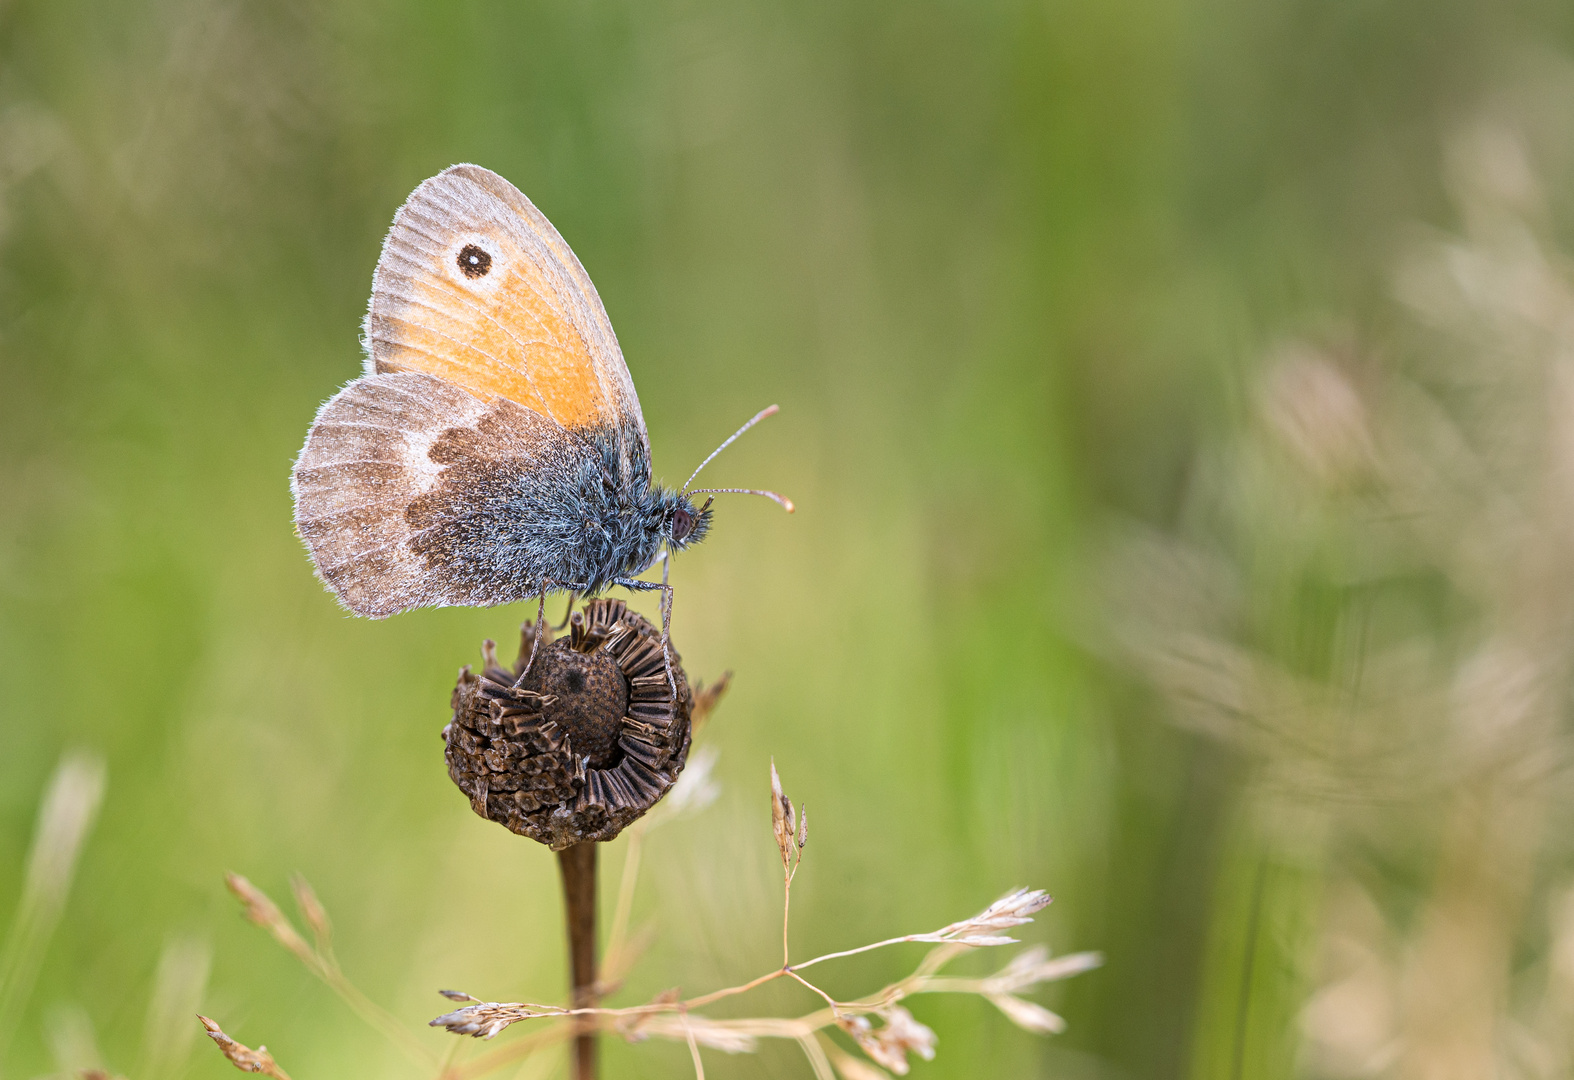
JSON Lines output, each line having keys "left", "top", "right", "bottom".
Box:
{"left": 687, "top": 487, "right": 795, "bottom": 513}
{"left": 681, "top": 404, "right": 781, "bottom": 494}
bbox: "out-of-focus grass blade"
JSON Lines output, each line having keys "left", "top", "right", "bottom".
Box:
{"left": 45, "top": 1002, "right": 103, "bottom": 1077}
{"left": 0, "top": 752, "right": 107, "bottom": 1069}
{"left": 136, "top": 936, "right": 211, "bottom": 1080}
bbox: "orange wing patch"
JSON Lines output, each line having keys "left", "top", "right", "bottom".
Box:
{"left": 364, "top": 165, "right": 644, "bottom": 438}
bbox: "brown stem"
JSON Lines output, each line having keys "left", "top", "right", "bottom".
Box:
{"left": 558, "top": 843, "right": 598, "bottom": 1080}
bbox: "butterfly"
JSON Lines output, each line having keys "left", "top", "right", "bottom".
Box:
{"left": 291, "top": 164, "right": 789, "bottom": 684}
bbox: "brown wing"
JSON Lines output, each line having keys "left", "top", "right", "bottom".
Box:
{"left": 363, "top": 164, "right": 647, "bottom": 464}
{"left": 292, "top": 371, "right": 569, "bottom": 617}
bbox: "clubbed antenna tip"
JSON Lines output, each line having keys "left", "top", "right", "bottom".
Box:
{"left": 688, "top": 487, "right": 795, "bottom": 513}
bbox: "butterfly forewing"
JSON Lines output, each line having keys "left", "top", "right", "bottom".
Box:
{"left": 365, "top": 164, "right": 646, "bottom": 449}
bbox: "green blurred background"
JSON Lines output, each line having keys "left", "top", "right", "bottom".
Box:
{"left": 5, "top": 1, "right": 1574, "bottom": 1078}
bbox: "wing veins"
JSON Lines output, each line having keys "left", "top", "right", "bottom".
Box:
{"left": 374, "top": 275, "right": 569, "bottom": 424}
{"left": 381, "top": 212, "right": 622, "bottom": 430}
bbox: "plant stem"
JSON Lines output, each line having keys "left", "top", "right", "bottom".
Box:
{"left": 782, "top": 874, "right": 791, "bottom": 968}
{"left": 558, "top": 843, "right": 598, "bottom": 1080}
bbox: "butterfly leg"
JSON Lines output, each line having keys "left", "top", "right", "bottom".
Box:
{"left": 552, "top": 591, "right": 579, "bottom": 632}
{"left": 610, "top": 572, "right": 678, "bottom": 698}
{"left": 607, "top": 569, "right": 670, "bottom": 699}
{"left": 658, "top": 554, "right": 677, "bottom": 699}
{"left": 514, "top": 583, "right": 551, "bottom": 688}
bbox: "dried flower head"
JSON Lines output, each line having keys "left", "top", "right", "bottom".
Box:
{"left": 444, "top": 598, "right": 693, "bottom": 849}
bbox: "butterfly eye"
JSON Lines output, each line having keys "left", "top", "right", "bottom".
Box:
{"left": 457, "top": 244, "right": 492, "bottom": 279}
{"left": 671, "top": 506, "right": 694, "bottom": 541}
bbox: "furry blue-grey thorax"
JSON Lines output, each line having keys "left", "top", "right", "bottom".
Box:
{"left": 406, "top": 418, "right": 711, "bottom": 603}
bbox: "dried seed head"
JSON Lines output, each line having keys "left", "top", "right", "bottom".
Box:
{"left": 837, "top": 1007, "right": 936, "bottom": 1075}
{"left": 927, "top": 888, "right": 1052, "bottom": 947}
{"left": 983, "top": 945, "right": 1104, "bottom": 993}
{"left": 224, "top": 875, "right": 311, "bottom": 962}
{"left": 770, "top": 760, "right": 793, "bottom": 869}
{"left": 691, "top": 672, "right": 731, "bottom": 733}
{"left": 289, "top": 876, "right": 331, "bottom": 954}
{"left": 427, "top": 998, "right": 563, "bottom": 1040}
{"left": 197, "top": 1016, "right": 292, "bottom": 1080}
{"left": 986, "top": 994, "right": 1065, "bottom": 1035}
{"left": 444, "top": 599, "right": 695, "bottom": 849}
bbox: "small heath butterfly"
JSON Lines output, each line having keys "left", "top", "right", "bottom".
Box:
{"left": 291, "top": 165, "right": 789, "bottom": 682}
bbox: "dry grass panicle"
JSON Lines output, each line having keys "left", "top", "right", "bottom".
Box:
{"left": 208, "top": 760, "right": 1098, "bottom": 1079}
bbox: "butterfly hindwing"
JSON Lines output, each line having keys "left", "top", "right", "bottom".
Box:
{"left": 293, "top": 371, "right": 603, "bottom": 617}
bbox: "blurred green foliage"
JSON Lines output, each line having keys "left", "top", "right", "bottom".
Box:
{"left": 2, "top": 1, "right": 1573, "bottom": 1078}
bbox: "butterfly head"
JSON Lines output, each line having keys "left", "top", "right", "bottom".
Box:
{"left": 665, "top": 493, "right": 714, "bottom": 552}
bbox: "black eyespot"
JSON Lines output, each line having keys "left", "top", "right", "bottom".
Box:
{"left": 671, "top": 506, "right": 694, "bottom": 541}
{"left": 457, "top": 244, "right": 492, "bottom": 279}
